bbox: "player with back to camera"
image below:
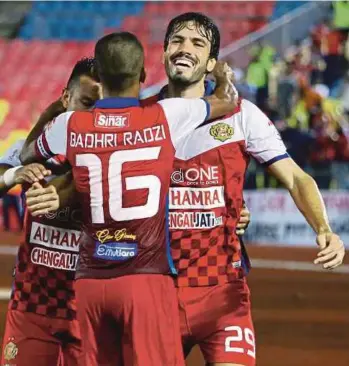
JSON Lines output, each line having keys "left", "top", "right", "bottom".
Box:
{"left": 20, "top": 31, "right": 240, "bottom": 366}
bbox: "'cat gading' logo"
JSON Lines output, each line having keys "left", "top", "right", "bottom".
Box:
{"left": 209, "top": 123, "right": 234, "bottom": 142}
{"left": 4, "top": 339, "right": 18, "bottom": 361}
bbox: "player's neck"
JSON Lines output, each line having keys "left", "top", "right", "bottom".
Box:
{"left": 167, "top": 81, "right": 205, "bottom": 98}
{"left": 102, "top": 84, "right": 140, "bottom": 99}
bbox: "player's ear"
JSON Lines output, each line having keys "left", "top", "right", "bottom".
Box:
{"left": 140, "top": 67, "right": 146, "bottom": 84}
{"left": 61, "top": 88, "right": 70, "bottom": 109}
{"left": 206, "top": 58, "right": 217, "bottom": 73}
{"left": 161, "top": 52, "right": 165, "bottom": 65}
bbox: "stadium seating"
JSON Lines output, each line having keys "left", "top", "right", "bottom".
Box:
{"left": 20, "top": 1, "right": 145, "bottom": 40}
{"left": 15, "top": 1, "right": 278, "bottom": 87}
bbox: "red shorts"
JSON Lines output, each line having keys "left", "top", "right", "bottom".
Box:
{"left": 178, "top": 278, "right": 255, "bottom": 366}
{"left": 1, "top": 309, "right": 81, "bottom": 366}
{"left": 75, "top": 274, "right": 184, "bottom": 366}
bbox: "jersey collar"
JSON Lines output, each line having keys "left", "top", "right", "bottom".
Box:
{"left": 158, "top": 79, "right": 216, "bottom": 100}
{"left": 94, "top": 97, "right": 140, "bottom": 109}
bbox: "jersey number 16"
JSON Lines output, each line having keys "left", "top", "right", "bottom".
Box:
{"left": 76, "top": 147, "right": 161, "bottom": 224}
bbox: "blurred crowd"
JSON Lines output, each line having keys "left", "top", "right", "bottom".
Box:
{"left": 235, "top": 2, "right": 349, "bottom": 190}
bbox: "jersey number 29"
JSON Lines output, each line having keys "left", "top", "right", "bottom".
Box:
{"left": 76, "top": 147, "right": 161, "bottom": 224}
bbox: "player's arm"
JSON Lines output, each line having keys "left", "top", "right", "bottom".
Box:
{"left": 205, "top": 60, "right": 238, "bottom": 118}
{"left": 267, "top": 159, "right": 344, "bottom": 269}
{"left": 22, "top": 99, "right": 66, "bottom": 150}
{"left": 242, "top": 99, "right": 345, "bottom": 269}
{"left": 20, "top": 111, "right": 73, "bottom": 165}
{"left": 0, "top": 141, "right": 51, "bottom": 196}
{"left": 26, "top": 171, "right": 76, "bottom": 216}
{"left": 158, "top": 63, "right": 238, "bottom": 148}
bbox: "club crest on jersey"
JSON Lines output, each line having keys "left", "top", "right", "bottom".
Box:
{"left": 3, "top": 338, "right": 18, "bottom": 362}
{"left": 94, "top": 112, "right": 129, "bottom": 128}
{"left": 209, "top": 123, "right": 233, "bottom": 142}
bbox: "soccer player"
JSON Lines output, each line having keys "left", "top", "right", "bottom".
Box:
{"left": 146, "top": 12, "right": 345, "bottom": 366}
{"left": 20, "top": 32, "right": 240, "bottom": 366}
{"left": 0, "top": 57, "right": 101, "bottom": 366}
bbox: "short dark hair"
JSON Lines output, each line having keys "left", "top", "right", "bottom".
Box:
{"left": 164, "top": 12, "right": 220, "bottom": 60}
{"left": 94, "top": 32, "right": 144, "bottom": 92}
{"left": 66, "top": 57, "right": 97, "bottom": 90}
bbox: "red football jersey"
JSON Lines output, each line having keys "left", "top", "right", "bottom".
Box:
{"left": 35, "top": 97, "right": 210, "bottom": 279}
{"left": 144, "top": 93, "right": 288, "bottom": 287}
{"left": 170, "top": 99, "right": 288, "bottom": 287}
{"left": 0, "top": 140, "right": 81, "bottom": 320}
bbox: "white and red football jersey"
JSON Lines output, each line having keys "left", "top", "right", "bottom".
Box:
{"left": 34, "top": 97, "right": 210, "bottom": 279}
{"left": 169, "top": 98, "right": 288, "bottom": 287}
{"left": 0, "top": 140, "right": 81, "bottom": 320}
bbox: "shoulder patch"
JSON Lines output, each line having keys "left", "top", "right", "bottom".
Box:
{"left": 209, "top": 123, "right": 234, "bottom": 142}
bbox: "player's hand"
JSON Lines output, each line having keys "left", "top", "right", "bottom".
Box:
{"left": 14, "top": 164, "right": 51, "bottom": 184}
{"left": 48, "top": 98, "right": 66, "bottom": 117}
{"left": 313, "top": 232, "right": 345, "bottom": 269}
{"left": 213, "top": 61, "right": 234, "bottom": 83}
{"left": 212, "top": 61, "right": 237, "bottom": 102}
{"left": 25, "top": 182, "right": 59, "bottom": 217}
{"left": 236, "top": 204, "right": 251, "bottom": 236}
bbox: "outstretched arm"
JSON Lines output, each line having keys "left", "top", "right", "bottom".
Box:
{"left": 268, "top": 158, "right": 345, "bottom": 269}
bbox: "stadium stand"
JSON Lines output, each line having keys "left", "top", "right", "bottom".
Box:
{"left": 0, "top": 1, "right": 31, "bottom": 38}
{"left": 0, "top": 1, "right": 283, "bottom": 155}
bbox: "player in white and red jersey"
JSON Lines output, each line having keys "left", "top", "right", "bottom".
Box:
{"left": 145, "top": 12, "right": 345, "bottom": 366}
{"left": 0, "top": 58, "right": 101, "bottom": 366}
{"left": 21, "top": 32, "right": 240, "bottom": 366}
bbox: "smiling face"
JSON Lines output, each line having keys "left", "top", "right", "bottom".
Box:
{"left": 164, "top": 21, "right": 216, "bottom": 86}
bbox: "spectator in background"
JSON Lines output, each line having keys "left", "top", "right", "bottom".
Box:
{"left": 320, "top": 20, "right": 348, "bottom": 97}
{"left": 276, "top": 118, "right": 315, "bottom": 171}
{"left": 276, "top": 60, "right": 299, "bottom": 119}
{"left": 308, "top": 102, "right": 341, "bottom": 189}
{"left": 259, "top": 43, "right": 276, "bottom": 72}
{"left": 246, "top": 45, "right": 270, "bottom": 110}
{"left": 340, "top": 71, "right": 349, "bottom": 113}
{"left": 332, "top": 0, "right": 349, "bottom": 36}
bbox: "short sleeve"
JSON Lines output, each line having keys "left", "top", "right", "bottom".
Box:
{"left": 241, "top": 99, "right": 288, "bottom": 165}
{"left": 158, "top": 98, "right": 209, "bottom": 149}
{"left": 35, "top": 111, "right": 74, "bottom": 159}
{"left": 0, "top": 139, "right": 25, "bottom": 167}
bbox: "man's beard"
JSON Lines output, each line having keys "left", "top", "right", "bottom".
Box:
{"left": 166, "top": 62, "right": 207, "bottom": 87}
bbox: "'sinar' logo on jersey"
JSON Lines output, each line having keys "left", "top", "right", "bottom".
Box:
{"left": 3, "top": 339, "right": 18, "bottom": 361}
{"left": 94, "top": 112, "right": 129, "bottom": 128}
{"left": 210, "top": 123, "right": 233, "bottom": 142}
